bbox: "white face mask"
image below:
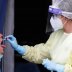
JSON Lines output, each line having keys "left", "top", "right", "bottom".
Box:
{"left": 50, "top": 16, "right": 63, "bottom": 31}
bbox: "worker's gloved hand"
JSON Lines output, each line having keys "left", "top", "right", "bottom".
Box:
{"left": 5, "top": 35, "right": 18, "bottom": 48}
{"left": 5, "top": 35, "right": 26, "bottom": 55}
{"left": 42, "top": 58, "right": 64, "bottom": 72}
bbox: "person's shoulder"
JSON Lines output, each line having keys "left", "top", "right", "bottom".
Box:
{"left": 54, "top": 29, "right": 63, "bottom": 33}
{"left": 51, "top": 29, "right": 63, "bottom": 36}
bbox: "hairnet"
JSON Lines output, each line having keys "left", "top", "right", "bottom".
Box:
{"left": 49, "top": 0, "right": 72, "bottom": 19}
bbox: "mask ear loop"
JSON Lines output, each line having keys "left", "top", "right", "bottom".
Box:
{"left": 61, "top": 16, "right": 68, "bottom": 26}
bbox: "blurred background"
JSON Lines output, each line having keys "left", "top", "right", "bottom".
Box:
{"left": 0, "top": 0, "right": 53, "bottom": 72}
{"left": 14, "top": 0, "right": 53, "bottom": 72}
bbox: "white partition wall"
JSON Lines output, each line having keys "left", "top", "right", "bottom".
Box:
{"left": 2, "top": 0, "right": 14, "bottom": 72}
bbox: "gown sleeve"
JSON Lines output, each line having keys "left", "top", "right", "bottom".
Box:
{"left": 22, "top": 32, "right": 56, "bottom": 64}
{"left": 64, "top": 52, "right": 72, "bottom": 72}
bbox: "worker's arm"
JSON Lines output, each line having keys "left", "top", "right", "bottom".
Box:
{"left": 22, "top": 31, "right": 57, "bottom": 64}
{"left": 42, "top": 56, "right": 72, "bottom": 72}
{"left": 43, "top": 51, "right": 72, "bottom": 72}
{"left": 42, "top": 58, "right": 64, "bottom": 72}
{"left": 5, "top": 31, "right": 59, "bottom": 64}
{"left": 42, "top": 58, "right": 72, "bottom": 72}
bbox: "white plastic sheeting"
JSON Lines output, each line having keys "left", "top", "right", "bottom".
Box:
{"left": 3, "top": 0, "right": 14, "bottom": 72}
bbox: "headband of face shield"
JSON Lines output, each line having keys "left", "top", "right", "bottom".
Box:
{"left": 49, "top": 0, "right": 72, "bottom": 19}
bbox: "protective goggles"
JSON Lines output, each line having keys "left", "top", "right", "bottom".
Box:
{"left": 49, "top": 5, "right": 72, "bottom": 15}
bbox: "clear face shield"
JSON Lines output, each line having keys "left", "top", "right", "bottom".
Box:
{"left": 48, "top": 0, "right": 72, "bottom": 31}
{"left": 49, "top": 0, "right": 72, "bottom": 19}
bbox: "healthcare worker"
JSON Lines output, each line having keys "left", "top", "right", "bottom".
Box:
{"left": 5, "top": 0, "right": 72, "bottom": 72}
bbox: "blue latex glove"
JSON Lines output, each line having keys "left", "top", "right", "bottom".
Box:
{"left": 5, "top": 35, "right": 26, "bottom": 55}
{"left": 42, "top": 58, "right": 64, "bottom": 72}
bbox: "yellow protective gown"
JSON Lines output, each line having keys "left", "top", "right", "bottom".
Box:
{"left": 22, "top": 29, "right": 72, "bottom": 72}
